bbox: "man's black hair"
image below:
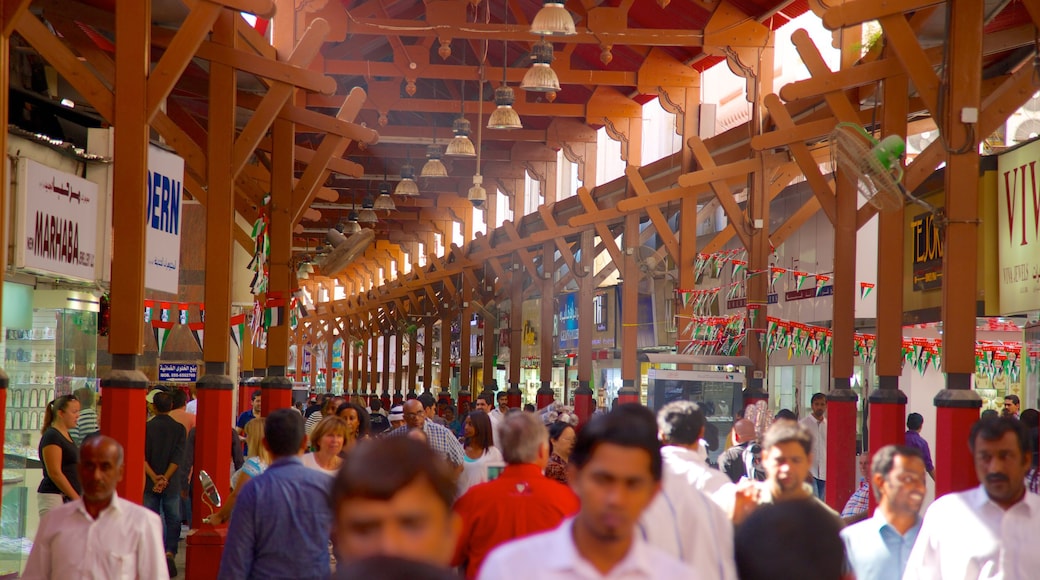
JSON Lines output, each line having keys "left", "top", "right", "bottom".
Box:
{"left": 762, "top": 420, "right": 814, "bottom": 456}
{"left": 1020, "top": 408, "right": 1039, "bottom": 429}
{"left": 523, "top": 403, "right": 536, "bottom": 412}
{"left": 418, "top": 392, "right": 437, "bottom": 409}
{"left": 735, "top": 500, "right": 845, "bottom": 580}
{"left": 870, "top": 445, "right": 924, "bottom": 501}
{"left": 476, "top": 391, "right": 494, "bottom": 405}
{"left": 656, "top": 400, "right": 705, "bottom": 446}
{"left": 369, "top": 398, "right": 382, "bottom": 412}
{"left": 906, "top": 412, "right": 924, "bottom": 431}
{"left": 810, "top": 392, "right": 827, "bottom": 405}
{"left": 251, "top": 389, "right": 262, "bottom": 401}
{"left": 571, "top": 404, "right": 662, "bottom": 481}
{"left": 171, "top": 389, "right": 187, "bottom": 410}
{"left": 969, "top": 415, "right": 1029, "bottom": 454}
{"left": 264, "top": 408, "right": 306, "bottom": 457}
{"left": 1005, "top": 394, "right": 1021, "bottom": 406}
{"left": 774, "top": 409, "right": 797, "bottom": 422}
{"left": 331, "top": 437, "right": 455, "bottom": 511}
{"left": 496, "top": 390, "right": 509, "bottom": 400}
{"left": 152, "top": 391, "right": 173, "bottom": 414}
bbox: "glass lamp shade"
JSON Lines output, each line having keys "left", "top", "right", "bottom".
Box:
{"left": 521, "top": 63, "right": 560, "bottom": 92}
{"left": 488, "top": 86, "right": 522, "bottom": 130}
{"left": 531, "top": 0, "right": 576, "bottom": 36}
{"left": 445, "top": 134, "right": 476, "bottom": 157}
{"left": 421, "top": 145, "right": 448, "bottom": 177}
{"left": 358, "top": 208, "right": 378, "bottom": 224}
{"left": 374, "top": 193, "right": 396, "bottom": 211}
{"left": 394, "top": 177, "right": 420, "bottom": 196}
{"left": 343, "top": 220, "right": 362, "bottom": 234}
{"left": 468, "top": 175, "right": 487, "bottom": 207}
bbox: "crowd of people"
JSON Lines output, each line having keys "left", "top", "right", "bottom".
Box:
{"left": 18, "top": 386, "right": 1040, "bottom": 580}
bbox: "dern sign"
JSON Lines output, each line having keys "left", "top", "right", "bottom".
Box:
{"left": 15, "top": 159, "right": 99, "bottom": 281}
{"left": 997, "top": 139, "right": 1040, "bottom": 314}
{"left": 146, "top": 146, "right": 185, "bottom": 293}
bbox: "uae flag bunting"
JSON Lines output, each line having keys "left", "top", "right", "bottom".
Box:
{"left": 815, "top": 275, "right": 830, "bottom": 297}
{"left": 791, "top": 271, "right": 808, "bottom": 290}
{"left": 144, "top": 299, "right": 154, "bottom": 324}
{"left": 265, "top": 293, "right": 286, "bottom": 329}
{"left": 189, "top": 308, "right": 205, "bottom": 352}
{"left": 178, "top": 303, "right": 189, "bottom": 325}
{"left": 731, "top": 260, "right": 747, "bottom": 278}
{"left": 230, "top": 313, "right": 246, "bottom": 349}
{"left": 860, "top": 282, "right": 875, "bottom": 300}
{"left": 151, "top": 302, "right": 174, "bottom": 355}
{"left": 769, "top": 267, "right": 785, "bottom": 291}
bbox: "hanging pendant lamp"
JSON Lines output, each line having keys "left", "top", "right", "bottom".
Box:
{"left": 521, "top": 39, "right": 560, "bottom": 92}
{"left": 395, "top": 160, "right": 420, "bottom": 196}
{"left": 531, "top": 0, "right": 576, "bottom": 36}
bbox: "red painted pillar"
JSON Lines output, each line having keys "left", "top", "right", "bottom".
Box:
{"left": 186, "top": 372, "right": 234, "bottom": 579}
{"left": 507, "top": 383, "right": 522, "bottom": 410}
{"left": 393, "top": 391, "right": 405, "bottom": 406}
{"left": 617, "top": 379, "right": 640, "bottom": 405}
{"left": 100, "top": 362, "right": 148, "bottom": 502}
{"left": 573, "top": 381, "right": 593, "bottom": 428}
{"left": 867, "top": 380, "right": 907, "bottom": 511}
{"left": 260, "top": 374, "right": 292, "bottom": 416}
{"left": 381, "top": 393, "right": 392, "bottom": 413}
{"left": 742, "top": 377, "right": 768, "bottom": 408}
{"left": 825, "top": 387, "right": 858, "bottom": 512}
{"left": 934, "top": 389, "right": 981, "bottom": 497}
{"left": 536, "top": 382, "right": 555, "bottom": 411}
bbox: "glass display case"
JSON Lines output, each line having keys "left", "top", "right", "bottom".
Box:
{"left": 1, "top": 299, "right": 98, "bottom": 575}
{"left": 647, "top": 369, "right": 745, "bottom": 463}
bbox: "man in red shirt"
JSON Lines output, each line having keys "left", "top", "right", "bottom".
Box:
{"left": 452, "top": 411, "right": 580, "bottom": 579}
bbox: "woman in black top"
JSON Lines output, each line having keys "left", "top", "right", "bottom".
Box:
{"left": 37, "top": 394, "right": 82, "bottom": 517}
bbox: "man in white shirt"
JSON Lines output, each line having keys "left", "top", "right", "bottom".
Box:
{"left": 475, "top": 392, "right": 502, "bottom": 450}
{"left": 479, "top": 404, "right": 694, "bottom": 580}
{"left": 904, "top": 415, "right": 1040, "bottom": 579}
{"left": 638, "top": 401, "right": 736, "bottom": 580}
{"left": 23, "top": 435, "right": 168, "bottom": 579}
{"left": 799, "top": 393, "right": 827, "bottom": 499}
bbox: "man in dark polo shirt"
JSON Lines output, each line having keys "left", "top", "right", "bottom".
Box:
{"left": 144, "top": 390, "right": 186, "bottom": 577}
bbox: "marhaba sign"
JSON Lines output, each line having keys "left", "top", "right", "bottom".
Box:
{"left": 997, "top": 139, "right": 1040, "bottom": 313}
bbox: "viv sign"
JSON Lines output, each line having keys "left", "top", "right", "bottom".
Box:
{"left": 146, "top": 145, "right": 185, "bottom": 293}
{"left": 15, "top": 158, "right": 99, "bottom": 281}
{"left": 997, "top": 139, "right": 1040, "bottom": 313}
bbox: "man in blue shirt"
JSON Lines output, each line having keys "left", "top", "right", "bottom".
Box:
{"left": 219, "top": 408, "right": 332, "bottom": 580}
{"left": 840, "top": 445, "right": 927, "bottom": 580}
{"left": 236, "top": 390, "right": 262, "bottom": 433}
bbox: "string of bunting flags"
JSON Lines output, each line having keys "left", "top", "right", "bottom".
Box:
{"left": 142, "top": 290, "right": 312, "bottom": 354}
{"left": 675, "top": 311, "right": 1029, "bottom": 381}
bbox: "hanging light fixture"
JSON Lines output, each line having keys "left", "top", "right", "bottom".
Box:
{"left": 488, "top": 13, "right": 522, "bottom": 131}
{"left": 470, "top": 34, "right": 488, "bottom": 208}
{"left": 531, "top": 0, "right": 576, "bottom": 36}
{"left": 421, "top": 127, "right": 448, "bottom": 177}
{"left": 343, "top": 215, "right": 362, "bottom": 235}
{"left": 445, "top": 76, "right": 476, "bottom": 156}
{"left": 374, "top": 177, "right": 396, "bottom": 212}
{"left": 521, "top": 39, "right": 560, "bottom": 93}
{"left": 395, "top": 151, "right": 420, "bottom": 196}
{"left": 359, "top": 192, "right": 378, "bottom": 224}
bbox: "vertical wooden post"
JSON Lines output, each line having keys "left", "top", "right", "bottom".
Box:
{"left": 936, "top": 0, "right": 984, "bottom": 497}
{"left": 618, "top": 118, "right": 643, "bottom": 404}
{"left": 383, "top": 330, "right": 396, "bottom": 405}
{"left": 424, "top": 317, "right": 435, "bottom": 395}
{"left": 459, "top": 282, "right": 472, "bottom": 404}
{"left": 187, "top": 11, "right": 235, "bottom": 577}
{"left": 676, "top": 85, "right": 701, "bottom": 376}
{"left": 575, "top": 230, "right": 595, "bottom": 424}
{"left": 869, "top": 68, "right": 910, "bottom": 512}
{"left": 103, "top": 0, "right": 152, "bottom": 502}
{"left": 508, "top": 254, "right": 524, "bottom": 409}
{"left": 538, "top": 242, "right": 556, "bottom": 409}
{"left": 394, "top": 330, "right": 405, "bottom": 399}
{"left": 408, "top": 323, "right": 419, "bottom": 398}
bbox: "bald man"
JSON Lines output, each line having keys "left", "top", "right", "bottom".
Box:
{"left": 718, "top": 419, "right": 763, "bottom": 483}
{"left": 24, "top": 436, "right": 168, "bottom": 579}
{"left": 385, "top": 399, "right": 466, "bottom": 467}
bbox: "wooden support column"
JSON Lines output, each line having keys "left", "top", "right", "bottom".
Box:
{"left": 326, "top": 329, "right": 335, "bottom": 392}
{"left": 481, "top": 308, "right": 497, "bottom": 395}
{"left": 394, "top": 330, "right": 405, "bottom": 400}
{"left": 674, "top": 85, "right": 701, "bottom": 375}
{"left": 408, "top": 325, "right": 419, "bottom": 398}
{"left": 538, "top": 242, "right": 556, "bottom": 409}
{"left": 574, "top": 230, "right": 595, "bottom": 425}
{"left": 869, "top": 67, "right": 910, "bottom": 513}
{"left": 459, "top": 282, "right": 473, "bottom": 406}
{"left": 508, "top": 255, "right": 524, "bottom": 409}
{"left": 826, "top": 28, "right": 860, "bottom": 512}
{"left": 361, "top": 336, "right": 370, "bottom": 397}
{"left": 424, "top": 317, "right": 435, "bottom": 396}
{"left": 383, "top": 326, "right": 395, "bottom": 405}
{"left": 482, "top": 198, "right": 499, "bottom": 396}
{"left": 618, "top": 116, "right": 643, "bottom": 405}
{"left": 260, "top": 115, "right": 295, "bottom": 414}
{"left": 103, "top": 0, "right": 151, "bottom": 502}
{"left": 936, "top": 0, "right": 984, "bottom": 496}
{"left": 187, "top": 12, "right": 236, "bottom": 578}
{"left": 441, "top": 315, "right": 455, "bottom": 410}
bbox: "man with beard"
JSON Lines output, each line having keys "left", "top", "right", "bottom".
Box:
{"left": 799, "top": 393, "right": 828, "bottom": 499}
{"left": 478, "top": 406, "right": 693, "bottom": 579}
{"left": 904, "top": 416, "right": 1040, "bottom": 579}
{"left": 841, "top": 445, "right": 927, "bottom": 580}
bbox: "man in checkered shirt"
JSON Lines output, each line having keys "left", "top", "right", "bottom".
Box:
{"left": 386, "top": 399, "right": 465, "bottom": 467}
{"left": 841, "top": 453, "right": 872, "bottom": 525}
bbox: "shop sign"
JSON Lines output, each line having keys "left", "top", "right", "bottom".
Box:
{"left": 558, "top": 293, "right": 579, "bottom": 349}
{"left": 15, "top": 158, "right": 99, "bottom": 281}
{"left": 785, "top": 286, "right": 833, "bottom": 301}
{"left": 997, "top": 139, "right": 1040, "bottom": 313}
{"left": 910, "top": 210, "right": 943, "bottom": 291}
{"left": 146, "top": 146, "right": 185, "bottom": 293}
{"left": 158, "top": 363, "right": 198, "bottom": 383}
{"left": 726, "top": 293, "right": 778, "bottom": 309}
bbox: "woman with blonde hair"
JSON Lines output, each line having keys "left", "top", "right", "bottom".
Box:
{"left": 37, "top": 394, "right": 82, "bottom": 516}
{"left": 303, "top": 416, "right": 349, "bottom": 475}
{"left": 205, "top": 417, "right": 270, "bottom": 525}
